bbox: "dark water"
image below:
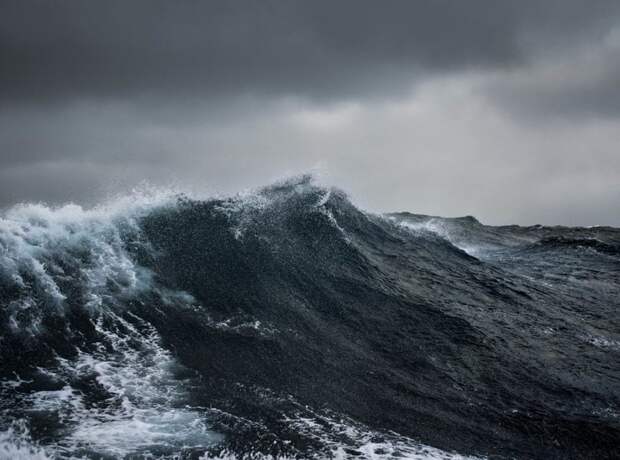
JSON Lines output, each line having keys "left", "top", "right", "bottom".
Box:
{"left": 1, "top": 176, "right": 619, "bottom": 459}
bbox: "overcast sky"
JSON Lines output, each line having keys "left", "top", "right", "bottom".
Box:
{"left": 1, "top": 0, "right": 620, "bottom": 225}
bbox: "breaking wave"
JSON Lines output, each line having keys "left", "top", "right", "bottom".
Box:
{"left": 1, "top": 176, "right": 619, "bottom": 459}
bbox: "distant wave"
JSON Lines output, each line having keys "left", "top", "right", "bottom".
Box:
{"left": 1, "top": 176, "right": 619, "bottom": 459}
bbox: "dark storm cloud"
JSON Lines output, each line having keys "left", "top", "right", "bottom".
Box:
{"left": 481, "top": 45, "right": 620, "bottom": 119}
{"left": 1, "top": 1, "right": 620, "bottom": 226}
{"left": 2, "top": 0, "right": 619, "bottom": 104}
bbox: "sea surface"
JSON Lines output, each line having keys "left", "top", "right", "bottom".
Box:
{"left": 1, "top": 176, "right": 618, "bottom": 459}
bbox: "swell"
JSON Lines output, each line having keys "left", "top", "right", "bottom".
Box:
{"left": 1, "top": 177, "right": 619, "bottom": 459}
{"left": 527, "top": 236, "right": 620, "bottom": 256}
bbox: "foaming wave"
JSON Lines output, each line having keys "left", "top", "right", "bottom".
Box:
{"left": 212, "top": 174, "right": 351, "bottom": 241}
{"left": 201, "top": 410, "right": 483, "bottom": 460}
{"left": 0, "top": 420, "right": 51, "bottom": 460}
{"left": 0, "top": 187, "right": 225, "bottom": 458}
{"left": 280, "top": 411, "right": 483, "bottom": 460}
{"left": 0, "top": 187, "right": 180, "bottom": 334}
{"left": 2, "top": 176, "right": 618, "bottom": 459}
{"left": 2, "top": 311, "right": 221, "bottom": 458}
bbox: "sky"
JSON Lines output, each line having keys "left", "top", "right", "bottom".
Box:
{"left": 1, "top": 0, "right": 620, "bottom": 226}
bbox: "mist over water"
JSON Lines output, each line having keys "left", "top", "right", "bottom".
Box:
{"left": 0, "top": 176, "right": 619, "bottom": 459}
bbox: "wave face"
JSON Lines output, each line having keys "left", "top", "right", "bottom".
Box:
{"left": 1, "top": 176, "right": 619, "bottom": 459}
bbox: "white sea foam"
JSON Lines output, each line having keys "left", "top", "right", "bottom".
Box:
{"left": 0, "top": 189, "right": 226, "bottom": 453}
{"left": 313, "top": 189, "right": 352, "bottom": 243}
{"left": 2, "top": 312, "right": 221, "bottom": 458}
{"left": 0, "top": 421, "right": 51, "bottom": 460}
{"left": 579, "top": 333, "right": 620, "bottom": 350}
{"left": 0, "top": 188, "right": 179, "bottom": 333}
{"left": 397, "top": 219, "right": 484, "bottom": 257}
{"left": 280, "top": 410, "right": 485, "bottom": 460}
{"left": 0, "top": 188, "right": 235, "bottom": 457}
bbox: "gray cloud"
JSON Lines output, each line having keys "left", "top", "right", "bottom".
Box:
{"left": 1, "top": 83, "right": 619, "bottom": 226}
{"left": 1, "top": 1, "right": 620, "bottom": 226}
{"left": 2, "top": 0, "right": 619, "bottom": 104}
{"left": 479, "top": 27, "right": 620, "bottom": 120}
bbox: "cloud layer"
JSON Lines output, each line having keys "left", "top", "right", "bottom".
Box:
{"left": 1, "top": 1, "right": 619, "bottom": 225}
{"left": 3, "top": 0, "right": 619, "bottom": 103}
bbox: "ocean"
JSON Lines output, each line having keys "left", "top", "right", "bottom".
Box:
{"left": 1, "top": 176, "right": 618, "bottom": 459}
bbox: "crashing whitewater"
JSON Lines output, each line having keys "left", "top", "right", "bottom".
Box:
{"left": 0, "top": 177, "right": 619, "bottom": 459}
